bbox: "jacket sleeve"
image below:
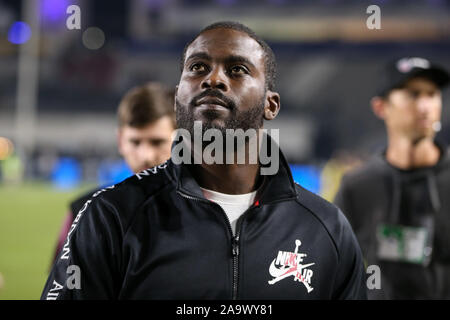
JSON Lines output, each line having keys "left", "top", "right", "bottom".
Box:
{"left": 41, "top": 196, "right": 122, "bottom": 300}
{"left": 332, "top": 209, "right": 368, "bottom": 300}
{"left": 51, "top": 211, "right": 74, "bottom": 266}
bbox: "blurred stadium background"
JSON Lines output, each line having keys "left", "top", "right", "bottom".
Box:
{"left": 0, "top": 0, "right": 449, "bottom": 299}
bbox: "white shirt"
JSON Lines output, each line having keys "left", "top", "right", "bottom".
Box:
{"left": 200, "top": 187, "right": 257, "bottom": 236}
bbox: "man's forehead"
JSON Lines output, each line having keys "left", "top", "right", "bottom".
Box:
{"left": 404, "top": 77, "right": 440, "bottom": 90}
{"left": 185, "top": 28, "right": 264, "bottom": 64}
{"left": 122, "top": 120, "right": 171, "bottom": 135}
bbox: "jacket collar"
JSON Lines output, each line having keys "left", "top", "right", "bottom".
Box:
{"left": 169, "top": 134, "right": 298, "bottom": 205}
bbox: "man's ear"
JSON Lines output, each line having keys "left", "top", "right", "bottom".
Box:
{"left": 174, "top": 85, "right": 179, "bottom": 112}
{"left": 264, "top": 90, "right": 280, "bottom": 121}
{"left": 371, "top": 96, "right": 387, "bottom": 120}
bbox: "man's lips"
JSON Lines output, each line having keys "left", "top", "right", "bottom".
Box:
{"left": 196, "top": 97, "right": 229, "bottom": 109}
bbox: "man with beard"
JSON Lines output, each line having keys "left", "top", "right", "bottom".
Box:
{"left": 41, "top": 21, "right": 366, "bottom": 300}
{"left": 334, "top": 57, "right": 450, "bottom": 299}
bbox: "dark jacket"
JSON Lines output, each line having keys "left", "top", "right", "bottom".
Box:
{"left": 51, "top": 189, "right": 98, "bottom": 265}
{"left": 334, "top": 142, "right": 450, "bottom": 299}
{"left": 41, "top": 148, "right": 367, "bottom": 300}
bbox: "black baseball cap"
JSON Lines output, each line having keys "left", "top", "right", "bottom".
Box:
{"left": 377, "top": 57, "right": 450, "bottom": 97}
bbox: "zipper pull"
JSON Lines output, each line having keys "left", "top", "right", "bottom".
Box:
{"left": 232, "top": 236, "right": 240, "bottom": 256}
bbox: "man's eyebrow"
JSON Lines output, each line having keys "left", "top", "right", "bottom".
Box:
{"left": 185, "top": 52, "right": 211, "bottom": 63}
{"left": 224, "top": 55, "right": 256, "bottom": 69}
{"left": 185, "top": 52, "right": 256, "bottom": 69}
{"left": 149, "top": 137, "right": 168, "bottom": 142}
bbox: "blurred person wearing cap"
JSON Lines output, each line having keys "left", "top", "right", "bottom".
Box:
{"left": 334, "top": 57, "right": 450, "bottom": 299}
{"left": 51, "top": 82, "right": 175, "bottom": 263}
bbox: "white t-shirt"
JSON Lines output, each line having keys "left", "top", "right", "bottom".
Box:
{"left": 200, "top": 187, "right": 257, "bottom": 236}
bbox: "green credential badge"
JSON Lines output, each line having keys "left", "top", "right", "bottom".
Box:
{"left": 376, "top": 224, "right": 432, "bottom": 266}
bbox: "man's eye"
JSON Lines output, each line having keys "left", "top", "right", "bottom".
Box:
{"left": 428, "top": 90, "right": 439, "bottom": 98}
{"left": 151, "top": 140, "right": 165, "bottom": 147}
{"left": 406, "top": 90, "right": 420, "bottom": 99}
{"left": 130, "top": 140, "right": 140, "bottom": 146}
{"left": 190, "top": 63, "right": 207, "bottom": 72}
{"left": 230, "top": 66, "right": 248, "bottom": 75}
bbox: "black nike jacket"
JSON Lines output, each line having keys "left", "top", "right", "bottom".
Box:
{"left": 41, "top": 147, "right": 367, "bottom": 300}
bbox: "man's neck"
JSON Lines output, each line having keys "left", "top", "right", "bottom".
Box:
{"left": 385, "top": 135, "right": 441, "bottom": 170}
{"left": 192, "top": 163, "right": 261, "bottom": 195}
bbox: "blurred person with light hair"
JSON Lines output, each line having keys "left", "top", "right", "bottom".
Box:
{"left": 334, "top": 57, "right": 450, "bottom": 299}
{"left": 116, "top": 82, "right": 176, "bottom": 173}
{"left": 51, "top": 82, "right": 175, "bottom": 263}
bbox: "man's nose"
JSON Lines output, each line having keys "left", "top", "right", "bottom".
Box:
{"left": 201, "top": 67, "right": 228, "bottom": 91}
{"left": 416, "top": 96, "right": 434, "bottom": 115}
{"left": 138, "top": 144, "right": 156, "bottom": 164}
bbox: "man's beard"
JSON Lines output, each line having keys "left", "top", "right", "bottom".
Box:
{"left": 176, "top": 90, "right": 265, "bottom": 137}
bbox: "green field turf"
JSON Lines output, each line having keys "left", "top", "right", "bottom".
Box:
{"left": 0, "top": 182, "right": 95, "bottom": 300}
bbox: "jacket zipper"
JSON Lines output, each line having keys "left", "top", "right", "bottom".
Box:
{"left": 232, "top": 215, "right": 246, "bottom": 300}
{"left": 177, "top": 190, "right": 248, "bottom": 300}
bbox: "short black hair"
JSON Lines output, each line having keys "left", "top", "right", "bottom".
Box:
{"left": 180, "top": 21, "right": 277, "bottom": 91}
